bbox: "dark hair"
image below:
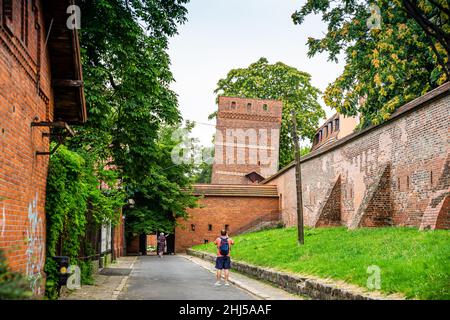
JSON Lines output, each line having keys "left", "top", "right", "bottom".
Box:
{"left": 220, "top": 229, "right": 227, "bottom": 236}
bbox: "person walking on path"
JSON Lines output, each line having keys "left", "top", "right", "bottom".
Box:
{"left": 157, "top": 232, "right": 168, "bottom": 258}
{"left": 214, "top": 229, "right": 234, "bottom": 286}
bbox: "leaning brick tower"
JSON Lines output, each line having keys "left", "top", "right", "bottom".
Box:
{"left": 211, "top": 96, "right": 283, "bottom": 185}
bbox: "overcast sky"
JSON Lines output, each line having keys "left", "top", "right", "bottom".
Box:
{"left": 168, "top": 0, "right": 344, "bottom": 147}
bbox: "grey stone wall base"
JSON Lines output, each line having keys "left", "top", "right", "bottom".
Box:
{"left": 187, "top": 249, "right": 404, "bottom": 300}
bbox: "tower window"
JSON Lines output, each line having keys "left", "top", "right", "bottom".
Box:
{"left": 335, "top": 119, "right": 340, "bottom": 131}
{"left": 224, "top": 224, "right": 229, "bottom": 232}
{"left": 430, "top": 171, "right": 433, "bottom": 185}
{"left": 191, "top": 224, "right": 196, "bottom": 232}
{"left": 231, "top": 101, "right": 236, "bottom": 109}
{"left": 263, "top": 104, "right": 268, "bottom": 111}
{"left": 204, "top": 239, "right": 209, "bottom": 244}
{"left": 208, "top": 224, "right": 212, "bottom": 231}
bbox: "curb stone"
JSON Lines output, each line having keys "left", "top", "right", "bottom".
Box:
{"left": 186, "top": 249, "right": 405, "bottom": 300}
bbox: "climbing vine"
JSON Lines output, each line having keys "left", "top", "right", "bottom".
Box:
{"left": 44, "top": 144, "right": 125, "bottom": 299}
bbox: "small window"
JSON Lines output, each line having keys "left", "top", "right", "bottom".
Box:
{"left": 3, "top": 0, "right": 13, "bottom": 20}
{"left": 397, "top": 178, "right": 401, "bottom": 190}
{"left": 329, "top": 122, "right": 333, "bottom": 133}
{"left": 204, "top": 239, "right": 209, "bottom": 244}
{"left": 224, "top": 224, "right": 229, "bottom": 232}
{"left": 208, "top": 224, "right": 212, "bottom": 231}
{"left": 430, "top": 171, "right": 433, "bottom": 185}
{"left": 263, "top": 104, "right": 268, "bottom": 111}
{"left": 231, "top": 101, "right": 236, "bottom": 109}
{"left": 407, "top": 176, "right": 410, "bottom": 190}
{"left": 247, "top": 103, "right": 252, "bottom": 112}
{"left": 191, "top": 224, "right": 195, "bottom": 232}
{"left": 257, "top": 161, "right": 261, "bottom": 166}
{"left": 335, "top": 119, "right": 340, "bottom": 131}
{"left": 324, "top": 126, "right": 328, "bottom": 137}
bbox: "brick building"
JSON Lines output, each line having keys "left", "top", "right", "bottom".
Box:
{"left": 312, "top": 113, "right": 359, "bottom": 151}
{"left": 263, "top": 83, "right": 450, "bottom": 230}
{"left": 175, "top": 184, "right": 280, "bottom": 252}
{"left": 212, "top": 96, "right": 283, "bottom": 184}
{"left": 174, "top": 97, "right": 284, "bottom": 252}
{"left": 0, "top": 0, "right": 86, "bottom": 294}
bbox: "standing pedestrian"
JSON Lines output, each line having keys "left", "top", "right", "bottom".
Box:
{"left": 214, "top": 229, "right": 234, "bottom": 286}
{"left": 157, "top": 232, "right": 168, "bottom": 258}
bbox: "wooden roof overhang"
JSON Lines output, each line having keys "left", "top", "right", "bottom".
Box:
{"left": 245, "top": 171, "right": 266, "bottom": 183}
{"left": 43, "top": 0, "right": 86, "bottom": 124}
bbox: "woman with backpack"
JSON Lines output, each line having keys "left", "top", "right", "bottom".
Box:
{"left": 214, "top": 229, "right": 234, "bottom": 286}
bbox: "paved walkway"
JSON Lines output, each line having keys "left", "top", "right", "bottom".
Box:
{"left": 119, "top": 255, "right": 254, "bottom": 300}
{"left": 61, "top": 255, "right": 302, "bottom": 300}
{"left": 181, "top": 255, "right": 302, "bottom": 300}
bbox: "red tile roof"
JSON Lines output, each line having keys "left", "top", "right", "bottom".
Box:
{"left": 192, "top": 184, "right": 279, "bottom": 197}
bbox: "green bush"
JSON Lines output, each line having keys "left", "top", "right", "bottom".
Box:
{"left": 0, "top": 250, "right": 32, "bottom": 300}
{"left": 44, "top": 145, "right": 125, "bottom": 299}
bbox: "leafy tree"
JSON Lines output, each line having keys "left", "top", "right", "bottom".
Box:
{"left": 66, "top": 1, "right": 195, "bottom": 234}
{"left": 403, "top": 0, "right": 450, "bottom": 75}
{"left": 192, "top": 146, "right": 214, "bottom": 184}
{"left": 211, "top": 58, "right": 325, "bottom": 168}
{"left": 124, "top": 124, "right": 199, "bottom": 238}
{"left": 292, "top": 0, "right": 448, "bottom": 128}
{"left": 45, "top": 1, "right": 194, "bottom": 297}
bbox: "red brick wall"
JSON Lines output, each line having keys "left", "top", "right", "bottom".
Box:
{"left": 0, "top": 1, "right": 53, "bottom": 295}
{"left": 127, "top": 236, "right": 140, "bottom": 255}
{"left": 212, "top": 97, "right": 282, "bottom": 184}
{"left": 113, "top": 210, "right": 125, "bottom": 258}
{"left": 266, "top": 85, "right": 450, "bottom": 230}
{"left": 175, "top": 196, "right": 280, "bottom": 252}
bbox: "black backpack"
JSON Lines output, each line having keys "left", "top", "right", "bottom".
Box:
{"left": 219, "top": 237, "right": 230, "bottom": 256}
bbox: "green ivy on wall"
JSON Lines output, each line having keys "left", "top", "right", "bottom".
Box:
{"left": 44, "top": 144, "right": 125, "bottom": 299}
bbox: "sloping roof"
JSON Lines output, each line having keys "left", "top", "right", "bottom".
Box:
{"left": 192, "top": 184, "right": 279, "bottom": 197}
{"left": 245, "top": 171, "right": 265, "bottom": 183}
{"left": 43, "top": 0, "right": 86, "bottom": 124}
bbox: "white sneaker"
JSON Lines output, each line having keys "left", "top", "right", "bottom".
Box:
{"left": 224, "top": 282, "right": 230, "bottom": 286}
{"left": 214, "top": 281, "right": 222, "bottom": 286}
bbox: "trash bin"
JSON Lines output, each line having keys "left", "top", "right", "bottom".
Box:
{"left": 53, "top": 256, "right": 70, "bottom": 287}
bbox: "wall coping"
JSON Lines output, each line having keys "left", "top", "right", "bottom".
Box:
{"left": 263, "top": 82, "right": 450, "bottom": 184}
{"left": 186, "top": 249, "right": 405, "bottom": 300}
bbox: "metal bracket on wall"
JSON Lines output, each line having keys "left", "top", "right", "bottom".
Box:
{"left": 31, "top": 121, "right": 75, "bottom": 156}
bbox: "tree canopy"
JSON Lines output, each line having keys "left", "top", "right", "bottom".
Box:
{"left": 292, "top": 0, "right": 449, "bottom": 128}
{"left": 211, "top": 58, "right": 325, "bottom": 168}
